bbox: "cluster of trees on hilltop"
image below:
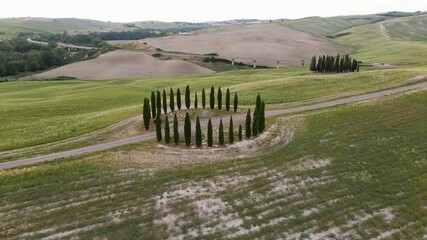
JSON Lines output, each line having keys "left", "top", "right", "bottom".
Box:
{"left": 310, "top": 54, "right": 359, "bottom": 73}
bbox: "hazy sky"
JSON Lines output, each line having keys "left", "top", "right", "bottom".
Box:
{"left": 2, "top": 0, "right": 426, "bottom": 22}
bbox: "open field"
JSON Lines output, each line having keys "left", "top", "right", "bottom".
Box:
{"left": 0, "top": 88, "right": 425, "bottom": 239}
{"left": 144, "top": 24, "right": 351, "bottom": 67}
{"left": 2, "top": 66, "right": 426, "bottom": 152}
{"left": 26, "top": 50, "right": 213, "bottom": 80}
{"left": 383, "top": 15, "right": 427, "bottom": 41}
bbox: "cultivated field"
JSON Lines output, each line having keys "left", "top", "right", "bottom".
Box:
{"left": 144, "top": 24, "right": 351, "bottom": 67}
{"left": 27, "top": 50, "right": 213, "bottom": 80}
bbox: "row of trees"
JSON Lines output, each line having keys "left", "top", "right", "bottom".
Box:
{"left": 309, "top": 54, "right": 359, "bottom": 73}
{"left": 142, "top": 85, "right": 239, "bottom": 129}
{"left": 155, "top": 94, "right": 266, "bottom": 147}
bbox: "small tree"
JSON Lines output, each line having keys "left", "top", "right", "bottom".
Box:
{"left": 194, "top": 92, "right": 198, "bottom": 109}
{"left": 259, "top": 101, "right": 265, "bottom": 133}
{"left": 207, "top": 118, "right": 213, "bottom": 147}
{"left": 173, "top": 114, "right": 179, "bottom": 145}
{"left": 225, "top": 87, "right": 231, "bottom": 111}
{"left": 143, "top": 98, "right": 150, "bottom": 130}
{"left": 185, "top": 85, "right": 190, "bottom": 109}
{"left": 210, "top": 86, "right": 215, "bottom": 110}
{"left": 162, "top": 89, "right": 167, "bottom": 114}
{"left": 217, "top": 87, "right": 222, "bottom": 110}
{"left": 202, "top": 88, "right": 206, "bottom": 109}
{"left": 252, "top": 94, "right": 261, "bottom": 136}
{"left": 233, "top": 92, "right": 238, "bottom": 113}
{"left": 177, "top": 88, "right": 182, "bottom": 110}
{"left": 155, "top": 112, "right": 162, "bottom": 142}
{"left": 245, "top": 109, "right": 251, "bottom": 139}
{"left": 151, "top": 91, "right": 156, "bottom": 118}
{"left": 238, "top": 125, "right": 243, "bottom": 141}
{"left": 229, "top": 116, "right": 234, "bottom": 144}
{"left": 170, "top": 88, "right": 175, "bottom": 112}
{"left": 156, "top": 90, "right": 161, "bottom": 115}
{"left": 196, "top": 116, "right": 202, "bottom": 147}
{"left": 218, "top": 118, "right": 224, "bottom": 145}
{"left": 184, "top": 112, "right": 191, "bottom": 146}
{"left": 164, "top": 115, "right": 170, "bottom": 144}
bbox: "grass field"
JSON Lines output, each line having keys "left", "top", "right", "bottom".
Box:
{"left": 383, "top": 15, "right": 427, "bottom": 42}
{"left": 0, "top": 88, "right": 425, "bottom": 239}
{"left": 1, "top": 67, "right": 425, "bottom": 152}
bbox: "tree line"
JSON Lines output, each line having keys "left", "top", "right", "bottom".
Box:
{"left": 153, "top": 93, "right": 266, "bottom": 147}
{"left": 309, "top": 54, "right": 359, "bottom": 73}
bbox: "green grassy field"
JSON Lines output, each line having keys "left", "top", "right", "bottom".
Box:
{"left": 1, "top": 67, "right": 425, "bottom": 152}
{"left": 383, "top": 15, "right": 427, "bottom": 41}
{"left": 0, "top": 88, "right": 425, "bottom": 239}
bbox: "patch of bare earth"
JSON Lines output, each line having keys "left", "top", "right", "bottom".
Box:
{"left": 26, "top": 50, "right": 213, "bottom": 80}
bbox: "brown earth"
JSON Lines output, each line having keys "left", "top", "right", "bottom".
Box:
{"left": 27, "top": 50, "right": 213, "bottom": 80}
{"left": 144, "top": 24, "right": 352, "bottom": 67}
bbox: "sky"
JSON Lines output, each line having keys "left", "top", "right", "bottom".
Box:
{"left": 1, "top": 0, "right": 427, "bottom": 22}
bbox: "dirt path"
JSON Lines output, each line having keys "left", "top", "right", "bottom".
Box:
{"left": 379, "top": 23, "right": 391, "bottom": 39}
{"left": 0, "top": 81, "right": 426, "bottom": 170}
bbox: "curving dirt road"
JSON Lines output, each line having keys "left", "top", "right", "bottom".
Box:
{"left": 0, "top": 81, "right": 426, "bottom": 170}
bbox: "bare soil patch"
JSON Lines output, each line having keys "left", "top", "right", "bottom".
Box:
{"left": 27, "top": 50, "right": 213, "bottom": 80}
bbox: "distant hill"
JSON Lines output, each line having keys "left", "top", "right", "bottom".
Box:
{"left": 382, "top": 14, "right": 427, "bottom": 42}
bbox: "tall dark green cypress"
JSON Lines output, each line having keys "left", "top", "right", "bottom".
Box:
{"left": 217, "top": 87, "right": 222, "bottom": 110}
{"left": 225, "top": 87, "right": 231, "bottom": 111}
{"left": 143, "top": 98, "right": 150, "bottom": 130}
{"left": 195, "top": 116, "right": 202, "bottom": 147}
{"left": 202, "top": 88, "right": 206, "bottom": 109}
{"left": 207, "top": 118, "right": 213, "bottom": 147}
{"left": 173, "top": 114, "right": 179, "bottom": 145}
{"left": 177, "top": 88, "right": 182, "bottom": 110}
{"left": 170, "top": 88, "right": 175, "bottom": 112}
{"left": 229, "top": 116, "right": 234, "bottom": 144}
{"left": 210, "top": 86, "right": 215, "bottom": 110}
{"left": 162, "top": 89, "right": 167, "bottom": 114}
{"left": 218, "top": 118, "right": 224, "bottom": 145}
{"left": 245, "top": 109, "right": 251, "bottom": 139}
{"left": 184, "top": 112, "right": 191, "bottom": 146}
{"left": 151, "top": 91, "right": 156, "bottom": 118}
{"left": 155, "top": 112, "right": 162, "bottom": 142}
{"left": 156, "top": 90, "right": 161, "bottom": 115}
{"left": 335, "top": 54, "right": 340, "bottom": 73}
{"left": 259, "top": 101, "right": 265, "bottom": 133}
{"left": 233, "top": 92, "right": 238, "bottom": 113}
{"left": 194, "top": 92, "right": 198, "bottom": 109}
{"left": 309, "top": 55, "right": 316, "bottom": 72}
{"left": 185, "top": 85, "right": 190, "bottom": 109}
{"left": 164, "top": 115, "right": 170, "bottom": 144}
{"left": 238, "top": 125, "right": 243, "bottom": 141}
{"left": 252, "top": 94, "right": 261, "bottom": 136}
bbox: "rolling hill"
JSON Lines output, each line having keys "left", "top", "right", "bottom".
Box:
{"left": 144, "top": 24, "right": 352, "bottom": 67}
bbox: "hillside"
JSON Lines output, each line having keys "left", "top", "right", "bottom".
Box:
{"left": 27, "top": 50, "right": 213, "bottom": 80}
{"left": 144, "top": 24, "right": 351, "bottom": 67}
{"left": 383, "top": 14, "right": 427, "bottom": 41}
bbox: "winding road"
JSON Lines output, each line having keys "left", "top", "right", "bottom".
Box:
{"left": 0, "top": 81, "right": 426, "bottom": 170}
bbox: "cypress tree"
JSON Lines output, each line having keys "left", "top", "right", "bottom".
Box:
{"left": 155, "top": 112, "right": 162, "bottom": 142}
{"left": 210, "top": 86, "right": 215, "bottom": 110}
{"left": 233, "top": 92, "right": 238, "bottom": 113}
{"left": 259, "top": 101, "right": 265, "bottom": 133}
{"left": 310, "top": 55, "right": 317, "bottom": 72}
{"left": 194, "top": 92, "right": 198, "bottom": 109}
{"left": 218, "top": 118, "right": 224, "bottom": 145}
{"left": 225, "top": 87, "right": 231, "bottom": 111}
{"left": 143, "top": 98, "right": 150, "bottom": 130}
{"left": 340, "top": 58, "right": 344, "bottom": 73}
{"left": 217, "top": 87, "right": 222, "bottom": 110}
{"left": 151, "top": 91, "right": 156, "bottom": 118}
{"left": 238, "top": 125, "right": 243, "bottom": 141}
{"left": 352, "top": 59, "right": 358, "bottom": 72}
{"left": 317, "top": 56, "right": 322, "bottom": 73}
{"left": 185, "top": 85, "right": 190, "bottom": 109}
{"left": 245, "top": 109, "right": 251, "bottom": 139}
{"left": 202, "top": 88, "right": 206, "bottom": 109}
{"left": 229, "top": 116, "right": 234, "bottom": 144}
{"left": 164, "top": 115, "right": 170, "bottom": 144}
{"left": 177, "top": 88, "right": 182, "bottom": 110}
{"left": 335, "top": 54, "right": 340, "bottom": 73}
{"left": 196, "top": 116, "right": 202, "bottom": 147}
{"left": 322, "top": 55, "right": 326, "bottom": 73}
{"left": 207, "top": 118, "right": 213, "bottom": 147}
{"left": 162, "top": 89, "right": 167, "bottom": 114}
{"left": 253, "top": 94, "right": 261, "bottom": 136}
{"left": 156, "top": 90, "right": 161, "bottom": 115}
{"left": 184, "top": 112, "right": 191, "bottom": 146}
{"left": 170, "top": 88, "right": 175, "bottom": 112}
{"left": 173, "top": 114, "right": 179, "bottom": 145}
